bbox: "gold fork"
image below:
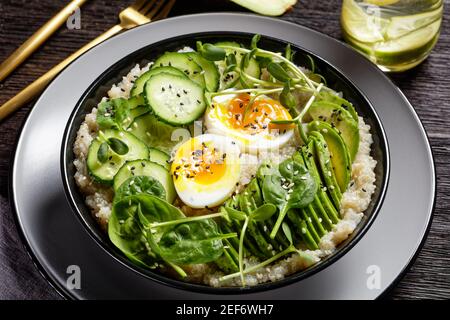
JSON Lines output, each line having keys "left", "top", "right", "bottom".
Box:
{"left": 0, "top": 0, "right": 176, "bottom": 121}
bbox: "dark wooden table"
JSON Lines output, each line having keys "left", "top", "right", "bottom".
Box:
{"left": 0, "top": 0, "right": 448, "bottom": 299}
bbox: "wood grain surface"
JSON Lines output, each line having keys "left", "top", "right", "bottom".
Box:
{"left": 0, "top": 0, "right": 448, "bottom": 299}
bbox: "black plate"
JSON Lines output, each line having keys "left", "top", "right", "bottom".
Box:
{"left": 61, "top": 32, "right": 389, "bottom": 294}
{"left": 11, "top": 13, "right": 434, "bottom": 299}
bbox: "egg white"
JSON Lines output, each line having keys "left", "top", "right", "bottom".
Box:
{"left": 171, "top": 133, "right": 241, "bottom": 208}
{"left": 204, "top": 93, "right": 295, "bottom": 154}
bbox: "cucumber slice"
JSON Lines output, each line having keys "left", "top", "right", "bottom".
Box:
{"left": 130, "top": 66, "right": 188, "bottom": 97}
{"left": 185, "top": 52, "right": 219, "bottom": 92}
{"left": 152, "top": 52, "right": 206, "bottom": 88}
{"left": 113, "top": 159, "right": 176, "bottom": 203}
{"left": 128, "top": 113, "right": 181, "bottom": 154}
{"left": 127, "top": 95, "right": 145, "bottom": 109}
{"left": 128, "top": 105, "right": 149, "bottom": 124}
{"left": 144, "top": 73, "right": 206, "bottom": 125}
{"left": 87, "top": 129, "right": 149, "bottom": 184}
{"left": 148, "top": 147, "right": 170, "bottom": 170}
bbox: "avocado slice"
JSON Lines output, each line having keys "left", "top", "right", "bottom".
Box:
{"left": 215, "top": 248, "right": 239, "bottom": 273}
{"left": 287, "top": 209, "right": 318, "bottom": 250}
{"left": 308, "top": 122, "right": 352, "bottom": 194}
{"left": 308, "top": 121, "right": 351, "bottom": 193}
{"left": 238, "top": 180, "right": 275, "bottom": 258}
{"left": 301, "top": 144, "right": 339, "bottom": 222}
{"left": 293, "top": 151, "right": 335, "bottom": 230}
{"left": 307, "top": 131, "right": 343, "bottom": 209}
{"left": 308, "top": 101, "right": 360, "bottom": 161}
{"left": 317, "top": 91, "right": 358, "bottom": 122}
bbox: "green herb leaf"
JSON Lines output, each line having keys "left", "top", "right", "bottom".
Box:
{"left": 270, "top": 117, "right": 299, "bottom": 125}
{"left": 255, "top": 56, "right": 272, "bottom": 69}
{"left": 225, "top": 207, "right": 247, "bottom": 221}
{"left": 197, "top": 42, "right": 226, "bottom": 61}
{"left": 226, "top": 53, "right": 237, "bottom": 66}
{"left": 249, "top": 203, "right": 277, "bottom": 222}
{"left": 279, "top": 80, "right": 297, "bottom": 110}
{"left": 267, "top": 62, "right": 291, "bottom": 82}
{"left": 282, "top": 222, "right": 293, "bottom": 245}
{"left": 242, "top": 49, "right": 257, "bottom": 69}
{"left": 251, "top": 34, "right": 261, "bottom": 49}
{"left": 97, "top": 96, "right": 146, "bottom": 130}
{"left": 307, "top": 55, "right": 316, "bottom": 73}
{"left": 108, "top": 137, "right": 129, "bottom": 155}
{"left": 97, "top": 142, "right": 109, "bottom": 163}
{"left": 285, "top": 43, "right": 294, "bottom": 62}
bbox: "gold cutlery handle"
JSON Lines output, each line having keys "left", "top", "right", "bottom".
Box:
{"left": 0, "top": 24, "right": 123, "bottom": 121}
{"left": 0, "top": 0, "right": 88, "bottom": 82}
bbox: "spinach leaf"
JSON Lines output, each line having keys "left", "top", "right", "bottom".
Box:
{"left": 262, "top": 154, "right": 317, "bottom": 239}
{"left": 157, "top": 219, "right": 228, "bottom": 265}
{"left": 109, "top": 194, "right": 184, "bottom": 267}
{"left": 108, "top": 197, "right": 159, "bottom": 268}
{"left": 114, "top": 176, "right": 166, "bottom": 203}
{"left": 118, "top": 194, "right": 232, "bottom": 267}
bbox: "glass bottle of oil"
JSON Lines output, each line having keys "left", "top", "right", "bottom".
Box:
{"left": 341, "top": 0, "right": 443, "bottom": 72}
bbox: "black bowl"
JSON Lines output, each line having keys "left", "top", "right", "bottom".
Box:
{"left": 61, "top": 32, "right": 389, "bottom": 294}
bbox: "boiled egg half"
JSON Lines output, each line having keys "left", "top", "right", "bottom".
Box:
{"left": 204, "top": 93, "right": 295, "bottom": 154}
{"left": 171, "top": 134, "right": 241, "bottom": 208}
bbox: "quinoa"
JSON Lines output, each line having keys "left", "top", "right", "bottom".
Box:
{"left": 73, "top": 63, "right": 151, "bottom": 227}
{"left": 73, "top": 58, "right": 377, "bottom": 287}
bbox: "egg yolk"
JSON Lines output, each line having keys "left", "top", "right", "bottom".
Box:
{"left": 215, "top": 94, "right": 294, "bottom": 134}
{"left": 172, "top": 140, "right": 227, "bottom": 185}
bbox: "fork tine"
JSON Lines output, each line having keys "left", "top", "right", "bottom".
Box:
{"left": 143, "top": 0, "right": 165, "bottom": 18}
{"left": 138, "top": 0, "right": 159, "bottom": 15}
{"left": 151, "top": 0, "right": 176, "bottom": 20}
{"left": 130, "top": 0, "right": 148, "bottom": 11}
